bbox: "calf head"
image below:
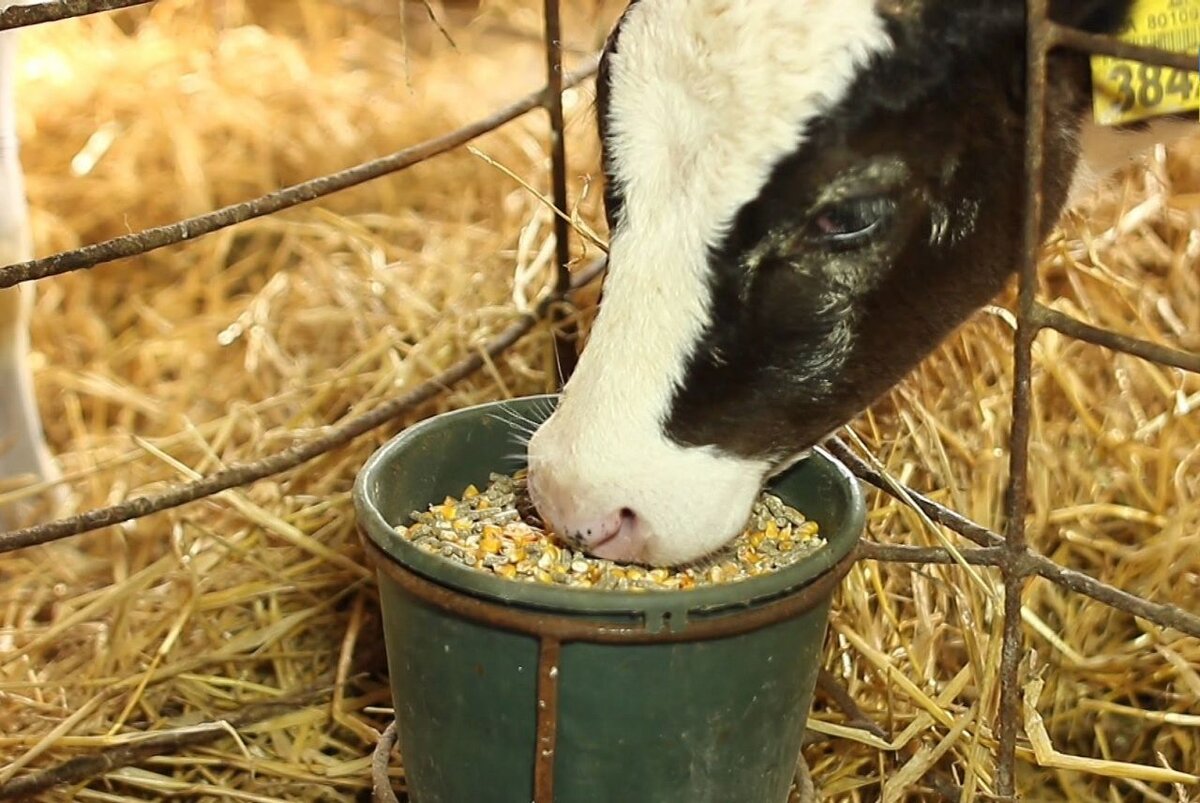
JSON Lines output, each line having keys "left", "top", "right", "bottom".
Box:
{"left": 527, "top": 0, "right": 1135, "bottom": 566}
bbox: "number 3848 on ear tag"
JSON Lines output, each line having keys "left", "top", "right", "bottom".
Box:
{"left": 1091, "top": 0, "right": 1200, "bottom": 127}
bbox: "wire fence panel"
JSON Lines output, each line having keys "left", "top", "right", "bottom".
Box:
{"left": 0, "top": 2, "right": 1197, "bottom": 800}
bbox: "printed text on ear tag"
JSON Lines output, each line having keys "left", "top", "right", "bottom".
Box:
{"left": 1090, "top": 0, "right": 1200, "bottom": 127}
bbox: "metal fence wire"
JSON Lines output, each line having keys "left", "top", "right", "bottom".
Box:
{"left": 0, "top": 1, "right": 1198, "bottom": 801}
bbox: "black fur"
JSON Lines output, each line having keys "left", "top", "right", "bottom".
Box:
{"left": 594, "top": 0, "right": 641, "bottom": 233}
{"left": 666, "top": 1, "right": 1136, "bottom": 459}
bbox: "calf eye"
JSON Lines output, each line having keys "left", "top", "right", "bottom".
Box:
{"left": 808, "top": 197, "right": 895, "bottom": 248}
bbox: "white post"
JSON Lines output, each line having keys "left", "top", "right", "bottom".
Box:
{"left": 0, "top": 20, "right": 60, "bottom": 524}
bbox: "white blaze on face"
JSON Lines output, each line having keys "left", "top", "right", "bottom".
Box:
{"left": 528, "top": 0, "right": 893, "bottom": 566}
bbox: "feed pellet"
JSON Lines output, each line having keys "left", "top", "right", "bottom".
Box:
{"left": 394, "top": 470, "right": 825, "bottom": 591}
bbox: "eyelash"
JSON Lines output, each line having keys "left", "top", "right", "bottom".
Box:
{"left": 808, "top": 197, "right": 895, "bottom": 248}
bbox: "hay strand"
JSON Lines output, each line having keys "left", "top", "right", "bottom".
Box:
{"left": 0, "top": 2, "right": 1197, "bottom": 800}
{"left": 0, "top": 682, "right": 339, "bottom": 799}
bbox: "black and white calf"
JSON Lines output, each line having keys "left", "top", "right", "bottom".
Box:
{"left": 527, "top": 0, "right": 1197, "bottom": 566}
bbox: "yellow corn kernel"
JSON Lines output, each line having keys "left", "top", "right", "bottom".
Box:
{"left": 508, "top": 524, "right": 536, "bottom": 541}
{"left": 480, "top": 534, "right": 502, "bottom": 554}
{"left": 764, "top": 520, "right": 781, "bottom": 541}
{"left": 463, "top": 485, "right": 480, "bottom": 499}
{"left": 496, "top": 564, "right": 517, "bottom": 579}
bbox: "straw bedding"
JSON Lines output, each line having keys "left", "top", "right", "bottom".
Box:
{"left": 1, "top": 1, "right": 1196, "bottom": 800}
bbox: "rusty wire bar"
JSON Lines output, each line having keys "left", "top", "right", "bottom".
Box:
{"left": 856, "top": 542, "right": 1006, "bottom": 566}
{"left": 1033, "top": 303, "right": 1200, "bottom": 373}
{"left": 542, "top": 0, "right": 578, "bottom": 385}
{"left": 994, "top": 0, "right": 1052, "bottom": 794}
{"left": 0, "top": 56, "right": 600, "bottom": 290}
{"left": 0, "top": 258, "right": 607, "bottom": 555}
{"left": 371, "top": 722, "right": 402, "bottom": 803}
{"left": 0, "top": 0, "right": 151, "bottom": 30}
{"left": 826, "top": 438, "right": 1200, "bottom": 639}
{"left": 1049, "top": 21, "right": 1200, "bottom": 71}
{"left": 533, "top": 637, "right": 562, "bottom": 803}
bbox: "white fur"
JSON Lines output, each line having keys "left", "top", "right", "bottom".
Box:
{"left": 528, "top": 0, "right": 894, "bottom": 565}
{"left": 0, "top": 24, "right": 59, "bottom": 525}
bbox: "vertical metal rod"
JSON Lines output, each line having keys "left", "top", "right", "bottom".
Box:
{"left": 533, "top": 636, "right": 562, "bottom": 802}
{"left": 997, "top": 0, "right": 1051, "bottom": 795}
{"left": 542, "top": 0, "right": 578, "bottom": 386}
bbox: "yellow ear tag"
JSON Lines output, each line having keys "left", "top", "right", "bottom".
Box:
{"left": 1090, "top": 0, "right": 1200, "bottom": 127}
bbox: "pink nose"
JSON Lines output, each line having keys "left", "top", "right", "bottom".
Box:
{"left": 527, "top": 470, "right": 645, "bottom": 563}
{"left": 586, "top": 509, "right": 643, "bottom": 562}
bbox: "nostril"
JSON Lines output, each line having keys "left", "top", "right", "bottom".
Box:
{"left": 580, "top": 507, "right": 644, "bottom": 562}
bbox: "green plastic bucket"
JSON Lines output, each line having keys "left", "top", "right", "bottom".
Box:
{"left": 354, "top": 395, "right": 865, "bottom": 803}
